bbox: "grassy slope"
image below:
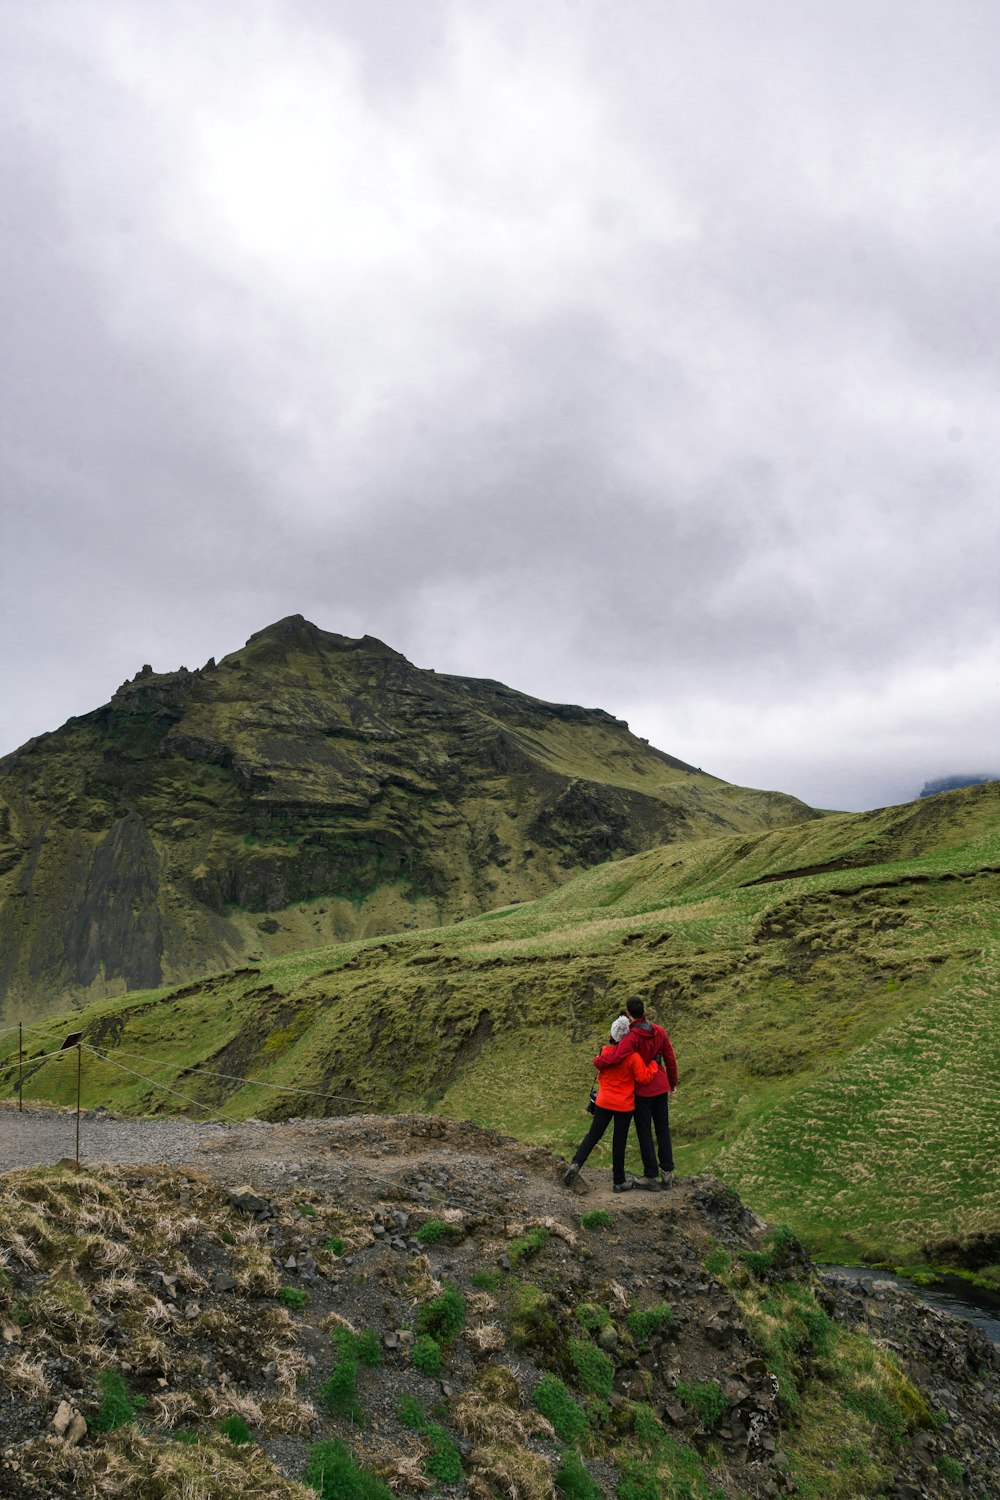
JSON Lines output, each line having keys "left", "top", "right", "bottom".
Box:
{"left": 6, "top": 781, "right": 999, "bottom": 1266}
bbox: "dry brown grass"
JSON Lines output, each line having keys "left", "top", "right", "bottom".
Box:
{"left": 467, "top": 1443, "right": 556, "bottom": 1500}
{"left": 21, "top": 1424, "right": 317, "bottom": 1499}
{"left": 3, "top": 1351, "right": 52, "bottom": 1399}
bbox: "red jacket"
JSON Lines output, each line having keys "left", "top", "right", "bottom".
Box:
{"left": 594, "top": 1019, "right": 677, "bottom": 1097}
{"left": 591, "top": 1045, "right": 659, "bottom": 1112}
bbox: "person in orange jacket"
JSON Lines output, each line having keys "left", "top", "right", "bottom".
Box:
{"left": 563, "top": 1015, "right": 661, "bottom": 1193}
{"left": 593, "top": 995, "right": 678, "bottom": 1189}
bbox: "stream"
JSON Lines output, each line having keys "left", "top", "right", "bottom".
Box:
{"left": 820, "top": 1264, "right": 1000, "bottom": 1344}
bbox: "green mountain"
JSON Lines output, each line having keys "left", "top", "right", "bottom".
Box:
{"left": 10, "top": 779, "right": 999, "bottom": 1272}
{"left": 0, "top": 615, "right": 815, "bottom": 1020}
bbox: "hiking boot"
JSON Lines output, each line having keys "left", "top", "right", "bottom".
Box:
{"left": 612, "top": 1179, "right": 634, "bottom": 1193}
{"left": 660, "top": 1170, "right": 675, "bottom": 1189}
{"left": 563, "top": 1163, "right": 581, "bottom": 1188}
{"left": 636, "top": 1176, "right": 662, "bottom": 1191}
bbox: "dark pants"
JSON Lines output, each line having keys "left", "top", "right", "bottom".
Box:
{"left": 572, "top": 1106, "right": 633, "bottom": 1185}
{"left": 634, "top": 1092, "right": 674, "bottom": 1177}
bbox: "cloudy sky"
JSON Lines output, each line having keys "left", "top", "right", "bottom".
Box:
{"left": 2, "top": 0, "right": 997, "bottom": 812}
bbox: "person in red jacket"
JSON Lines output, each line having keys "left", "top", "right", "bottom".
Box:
{"left": 593, "top": 996, "right": 678, "bottom": 1188}
{"left": 563, "top": 1015, "right": 661, "bottom": 1193}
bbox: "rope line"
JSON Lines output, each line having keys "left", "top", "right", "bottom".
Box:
{"left": 0, "top": 1020, "right": 72, "bottom": 1038}
{"left": 0, "top": 1045, "right": 79, "bottom": 1076}
{"left": 89, "top": 1042, "right": 370, "bottom": 1109}
{"left": 84, "top": 1048, "right": 230, "bottom": 1120}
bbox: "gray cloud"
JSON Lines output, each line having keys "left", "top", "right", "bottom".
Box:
{"left": 2, "top": 0, "right": 998, "bottom": 811}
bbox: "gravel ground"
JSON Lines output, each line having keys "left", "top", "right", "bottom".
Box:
{"left": 0, "top": 1102, "right": 273, "bottom": 1175}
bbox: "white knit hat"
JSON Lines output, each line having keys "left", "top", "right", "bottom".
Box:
{"left": 610, "top": 1015, "right": 631, "bottom": 1043}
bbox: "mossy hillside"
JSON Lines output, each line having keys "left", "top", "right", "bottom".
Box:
{"left": 6, "top": 781, "right": 999, "bottom": 1267}
{"left": 0, "top": 615, "right": 816, "bottom": 1020}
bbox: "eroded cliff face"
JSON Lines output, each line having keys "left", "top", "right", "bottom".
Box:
{"left": 0, "top": 616, "right": 816, "bottom": 1017}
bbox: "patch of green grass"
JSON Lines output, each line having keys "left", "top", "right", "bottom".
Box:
{"left": 703, "top": 1246, "right": 730, "bottom": 1276}
{"left": 219, "top": 1414, "right": 253, "bottom": 1445}
{"left": 674, "top": 1381, "right": 727, "bottom": 1433}
{"left": 411, "top": 1333, "right": 442, "bottom": 1376}
{"left": 279, "top": 1285, "right": 308, "bottom": 1310}
{"left": 355, "top": 1328, "right": 381, "bottom": 1366}
{"left": 615, "top": 1426, "right": 725, "bottom": 1500}
{"left": 92, "top": 1369, "right": 145, "bottom": 1433}
{"left": 739, "top": 1224, "right": 799, "bottom": 1280}
{"left": 556, "top": 1448, "right": 602, "bottom": 1500}
{"left": 508, "top": 1224, "right": 549, "bottom": 1267}
{"left": 422, "top": 1423, "right": 464, "bottom": 1485}
{"left": 397, "top": 1395, "right": 425, "bottom": 1430}
{"left": 297, "top": 1202, "right": 317, "bottom": 1218}
{"left": 319, "top": 1328, "right": 362, "bottom": 1419}
{"left": 416, "top": 1282, "right": 465, "bottom": 1345}
{"left": 511, "top": 1283, "right": 561, "bottom": 1350}
{"left": 304, "top": 1439, "right": 393, "bottom": 1500}
{"left": 575, "top": 1302, "right": 611, "bottom": 1332}
{"left": 533, "top": 1374, "right": 588, "bottom": 1442}
{"left": 937, "top": 1454, "right": 964, "bottom": 1483}
{"left": 627, "top": 1302, "right": 673, "bottom": 1342}
{"left": 470, "top": 1268, "right": 503, "bottom": 1290}
{"left": 324, "top": 1236, "right": 345, "bottom": 1256}
{"left": 568, "top": 1337, "right": 614, "bottom": 1398}
{"left": 579, "top": 1209, "right": 613, "bottom": 1230}
{"left": 415, "top": 1217, "right": 460, "bottom": 1244}
{"left": 394, "top": 1397, "right": 463, "bottom": 1485}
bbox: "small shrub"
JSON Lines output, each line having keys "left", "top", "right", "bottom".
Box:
{"left": 416, "top": 1282, "right": 465, "bottom": 1345}
{"left": 579, "top": 1209, "right": 613, "bottom": 1231}
{"left": 675, "top": 1380, "right": 727, "bottom": 1432}
{"left": 416, "top": 1218, "right": 460, "bottom": 1244}
{"left": 304, "top": 1439, "right": 393, "bottom": 1500}
{"left": 471, "top": 1269, "right": 503, "bottom": 1291}
{"left": 280, "top": 1285, "right": 308, "bottom": 1310}
{"left": 568, "top": 1337, "right": 614, "bottom": 1398}
{"left": 511, "top": 1284, "right": 561, "bottom": 1350}
{"left": 938, "top": 1454, "right": 964, "bottom": 1483}
{"left": 575, "top": 1302, "right": 611, "bottom": 1332}
{"left": 219, "top": 1414, "right": 252, "bottom": 1445}
{"left": 423, "top": 1423, "right": 464, "bottom": 1485}
{"left": 320, "top": 1328, "right": 361, "bottom": 1419}
{"left": 92, "top": 1370, "right": 144, "bottom": 1433}
{"left": 627, "top": 1302, "right": 673, "bottom": 1342}
{"left": 556, "top": 1448, "right": 601, "bottom": 1500}
{"left": 325, "top": 1236, "right": 345, "bottom": 1256}
{"left": 398, "top": 1395, "right": 425, "bottom": 1430}
{"left": 508, "top": 1224, "right": 549, "bottom": 1267}
{"left": 411, "top": 1333, "right": 443, "bottom": 1376}
{"left": 356, "top": 1329, "right": 382, "bottom": 1367}
{"left": 533, "top": 1374, "right": 588, "bottom": 1442}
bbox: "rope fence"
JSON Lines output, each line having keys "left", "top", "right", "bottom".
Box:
{"left": 0, "top": 1023, "right": 378, "bottom": 1169}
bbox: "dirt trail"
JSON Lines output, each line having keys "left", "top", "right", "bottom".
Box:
{"left": 0, "top": 1102, "right": 683, "bottom": 1224}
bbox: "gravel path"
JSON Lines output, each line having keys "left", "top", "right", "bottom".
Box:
{"left": 0, "top": 1103, "right": 274, "bottom": 1175}
{"left": 0, "top": 1101, "right": 669, "bottom": 1221}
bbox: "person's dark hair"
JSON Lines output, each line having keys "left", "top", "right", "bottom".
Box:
{"left": 626, "top": 996, "right": 645, "bottom": 1018}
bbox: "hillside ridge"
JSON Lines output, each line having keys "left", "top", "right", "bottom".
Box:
{"left": 0, "top": 617, "right": 815, "bottom": 1019}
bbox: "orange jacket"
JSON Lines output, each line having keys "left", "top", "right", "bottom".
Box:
{"left": 592, "top": 1045, "right": 659, "bottom": 1112}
